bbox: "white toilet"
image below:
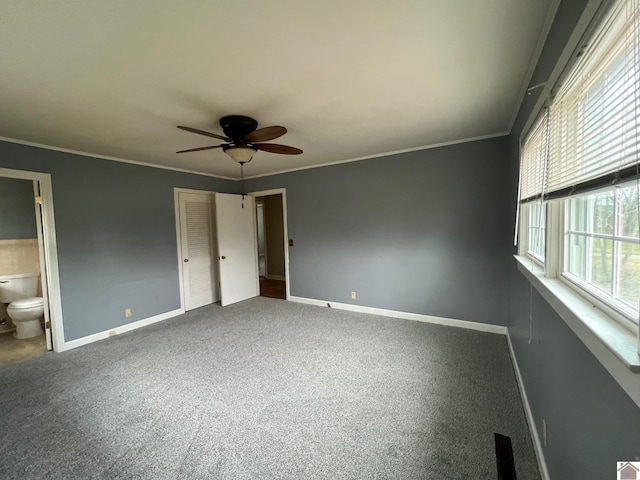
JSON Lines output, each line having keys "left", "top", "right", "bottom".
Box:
{"left": 0, "top": 273, "right": 44, "bottom": 339}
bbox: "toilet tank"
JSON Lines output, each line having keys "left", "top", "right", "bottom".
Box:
{"left": 0, "top": 273, "right": 39, "bottom": 303}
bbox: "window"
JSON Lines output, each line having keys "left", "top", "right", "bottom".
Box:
{"left": 546, "top": 0, "right": 640, "bottom": 195}
{"left": 527, "top": 201, "right": 546, "bottom": 263}
{"left": 517, "top": 0, "right": 640, "bottom": 330}
{"left": 519, "top": 112, "right": 549, "bottom": 203}
{"left": 564, "top": 181, "right": 640, "bottom": 321}
{"left": 519, "top": 112, "right": 549, "bottom": 263}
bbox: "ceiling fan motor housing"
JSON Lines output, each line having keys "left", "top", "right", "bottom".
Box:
{"left": 219, "top": 115, "right": 258, "bottom": 141}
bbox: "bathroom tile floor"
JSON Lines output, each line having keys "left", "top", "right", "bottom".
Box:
{"left": 0, "top": 332, "right": 47, "bottom": 367}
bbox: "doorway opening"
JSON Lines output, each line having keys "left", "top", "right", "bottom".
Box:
{"left": 0, "top": 167, "right": 64, "bottom": 360}
{"left": 250, "top": 189, "right": 289, "bottom": 300}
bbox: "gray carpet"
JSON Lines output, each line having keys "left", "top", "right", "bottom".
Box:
{"left": 0, "top": 297, "right": 540, "bottom": 479}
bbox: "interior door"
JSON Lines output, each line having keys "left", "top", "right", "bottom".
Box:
{"left": 215, "top": 193, "right": 259, "bottom": 306}
{"left": 33, "top": 181, "right": 52, "bottom": 350}
{"left": 179, "top": 192, "right": 218, "bottom": 310}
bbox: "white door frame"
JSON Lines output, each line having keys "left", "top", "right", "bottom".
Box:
{"left": 248, "top": 188, "right": 291, "bottom": 300}
{"left": 173, "top": 187, "right": 219, "bottom": 312}
{"left": 0, "top": 167, "right": 65, "bottom": 352}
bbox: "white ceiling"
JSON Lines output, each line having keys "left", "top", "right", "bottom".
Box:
{"left": 0, "top": 0, "right": 555, "bottom": 179}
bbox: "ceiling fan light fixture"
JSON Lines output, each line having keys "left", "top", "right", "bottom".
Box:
{"left": 223, "top": 145, "right": 257, "bottom": 164}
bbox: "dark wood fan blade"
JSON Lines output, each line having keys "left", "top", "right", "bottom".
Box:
{"left": 176, "top": 145, "right": 223, "bottom": 153}
{"left": 255, "top": 143, "right": 303, "bottom": 155}
{"left": 245, "top": 126, "right": 287, "bottom": 143}
{"left": 177, "top": 126, "right": 230, "bottom": 142}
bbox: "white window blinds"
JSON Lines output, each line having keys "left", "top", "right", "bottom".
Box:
{"left": 519, "top": 111, "right": 549, "bottom": 201}
{"left": 520, "top": 0, "right": 640, "bottom": 201}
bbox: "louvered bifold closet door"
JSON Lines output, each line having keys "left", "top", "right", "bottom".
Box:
{"left": 179, "top": 193, "right": 218, "bottom": 311}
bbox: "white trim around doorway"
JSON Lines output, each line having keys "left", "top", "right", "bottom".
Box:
{"left": 248, "top": 188, "right": 291, "bottom": 300}
{"left": 0, "top": 167, "right": 65, "bottom": 352}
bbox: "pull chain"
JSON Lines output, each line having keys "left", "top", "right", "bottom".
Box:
{"left": 240, "top": 162, "right": 245, "bottom": 208}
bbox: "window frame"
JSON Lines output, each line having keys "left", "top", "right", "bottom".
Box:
{"left": 558, "top": 182, "right": 640, "bottom": 332}
{"left": 519, "top": 201, "right": 547, "bottom": 266}
{"left": 521, "top": 180, "right": 640, "bottom": 336}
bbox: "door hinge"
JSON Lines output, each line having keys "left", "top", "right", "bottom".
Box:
{"left": 45, "top": 321, "right": 51, "bottom": 329}
{"left": 35, "top": 196, "right": 43, "bottom": 205}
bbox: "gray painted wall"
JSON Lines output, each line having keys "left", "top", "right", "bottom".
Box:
{"left": 247, "top": 136, "right": 512, "bottom": 326}
{"left": 0, "top": 177, "right": 37, "bottom": 240}
{"left": 508, "top": 0, "right": 640, "bottom": 477}
{"left": 0, "top": 141, "right": 236, "bottom": 341}
{"left": 510, "top": 269, "right": 640, "bottom": 477}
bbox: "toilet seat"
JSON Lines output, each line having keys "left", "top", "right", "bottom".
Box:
{"left": 9, "top": 297, "right": 43, "bottom": 309}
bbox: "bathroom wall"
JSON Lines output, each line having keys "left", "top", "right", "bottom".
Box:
{"left": 0, "top": 177, "right": 37, "bottom": 240}
{"left": 0, "top": 176, "right": 41, "bottom": 279}
{"left": 0, "top": 239, "right": 40, "bottom": 276}
{"left": 0, "top": 177, "right": 41, "bottom": 333}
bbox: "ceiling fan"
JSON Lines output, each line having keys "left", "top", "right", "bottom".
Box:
{"left": 176, "top": 115, "right": 303, "bottom": 165}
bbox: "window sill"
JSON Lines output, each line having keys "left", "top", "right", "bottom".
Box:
{"left": 514, "top": 255, "right": 640, "bottom": 406}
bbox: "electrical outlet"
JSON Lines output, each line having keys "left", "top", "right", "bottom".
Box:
{"left": 351, "top": 291, "right": 356, "bottom": 300}
{"left": 542, "top": 419, "right": 547, "bottom": 447}
{"left": 125, "top": 308, "right": 132, "bottom": 318}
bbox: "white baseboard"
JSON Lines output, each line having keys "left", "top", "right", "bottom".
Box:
{"left": 265, "top": 274, "right": 286, "bottom": 281}
{"left": 61, "top": 308, "right": 184, "bottom": 351}
{"left": 288, "top": 296, "right": 508, "bottom": 335}
{"left": 506, "top": 333, "right": 550, "bottom": 480}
